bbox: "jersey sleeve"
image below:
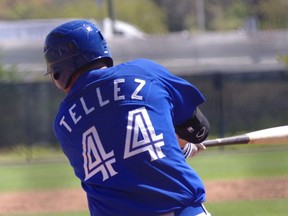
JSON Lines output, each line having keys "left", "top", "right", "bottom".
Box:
{"left": 164, "top": 74, "right": 205, "bottom": 125}
{"left": 135, "top": 59, "right": 206, "bottom": 125}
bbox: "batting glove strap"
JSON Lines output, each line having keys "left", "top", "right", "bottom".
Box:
{"left": 182, "top": 143, "right": 194, "bottom": 159}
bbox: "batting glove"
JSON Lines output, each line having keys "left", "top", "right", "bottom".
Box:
{"left": 182, "top": 143, "right": 206, "bottom": 159}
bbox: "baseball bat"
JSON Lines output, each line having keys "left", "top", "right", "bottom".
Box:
{"left": 202, "top": 125, "right": 288, "bottom": 147}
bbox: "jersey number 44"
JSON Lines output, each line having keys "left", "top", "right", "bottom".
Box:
{"left": 82, "top": 107, "right": 166, "bottom": 181}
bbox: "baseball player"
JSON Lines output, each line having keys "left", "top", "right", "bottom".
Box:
{"left": 44, "top": 19, "right": 211, "bottom": 216}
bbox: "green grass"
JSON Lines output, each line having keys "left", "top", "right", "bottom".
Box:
{"left": 206, "top": 199, "right": 288, "bottom": 216}
{"left": 0, "top": 144, "right": 288, "bottom": 215}
{"left": 0, "top": 161, "right": 80, "bottom": 192}
{"left": 0, "top": 145, "right": 65, "bottom": 163}
{"left": 188, "top": 144, "right": 288, "bottom": 180}
{"left": 7, "top": 212, "right": 89, "bottom": 216}
{"left": 0, "top": 146, "right": 80, "bottom": 192}
{"left": 0, "top": 145, "right": 287, "bottom": 192}
{"left": 6, "top": 200, "right": 288, "bottom": 216}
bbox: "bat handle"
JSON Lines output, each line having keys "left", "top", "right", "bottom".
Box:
{"left": 202, "top": 135, "right": 250, "bottom": 147}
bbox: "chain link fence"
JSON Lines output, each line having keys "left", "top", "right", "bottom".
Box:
{"left": 1, "top": 0, "right": 288, "bottom": 152}
{"left": 1, "top": 70, "right": 288, "bottom": 148}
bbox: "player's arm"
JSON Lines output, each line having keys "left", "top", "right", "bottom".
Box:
{"left": 176, "top": 134, "right": 206, "bottom": 158}
{"left": 175, "top": 108, "right": 210, "bottom": 143}
{"left": 175, "top": 108, "right": 210, "bottom": 158}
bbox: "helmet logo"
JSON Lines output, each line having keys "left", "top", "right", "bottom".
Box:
{"left": 86, "top": 26, "right": 93, "bottom": 32}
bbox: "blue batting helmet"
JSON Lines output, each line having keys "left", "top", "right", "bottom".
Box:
{"left": 44, "top": 19, "right": 113, "bottom": 90}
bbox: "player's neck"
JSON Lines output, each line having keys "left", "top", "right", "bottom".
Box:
{"left": 64, "top": 64, "right": 108, "bottom": 94}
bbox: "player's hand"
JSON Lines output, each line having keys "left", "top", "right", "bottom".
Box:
{"left": 182, "top": 142, "right": 206, "bottom": 159}
{"left": 177, "top": 135, "right": 188, "bottom": 148}
{"left": 176, "top": 134, "right": 206, "bottom": 158}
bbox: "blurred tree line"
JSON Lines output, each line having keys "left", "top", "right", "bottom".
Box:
{"left": 0, "top": 0, "right": 287, "bottom": 33}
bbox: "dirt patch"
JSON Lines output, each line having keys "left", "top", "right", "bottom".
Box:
{"left": 0, "top": 177, "right": 287, "bottom": 215}
{"left": 0, "top": 189, "right": 87, "bottom": 214}
{"left": 205, "top": 176, "right": 288, "bottom": 202}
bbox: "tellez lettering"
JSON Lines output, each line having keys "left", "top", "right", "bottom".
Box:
{"left": 59, "top": 78, "right": 146, "bottom": 133}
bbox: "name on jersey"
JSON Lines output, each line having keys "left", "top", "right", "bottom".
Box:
{"left": 59, "top": 78, "right": 147, "bottom": 133}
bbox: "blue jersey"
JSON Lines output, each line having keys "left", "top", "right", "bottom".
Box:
{"left": 53, "top": 59, "right": 206, "bottom": 216}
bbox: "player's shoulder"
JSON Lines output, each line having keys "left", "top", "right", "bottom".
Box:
{"left": 125, "top": 58, "right": 164, "bottom": 69}
{"left": 122, "top": 58, "right": 171, "bottom": 77}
